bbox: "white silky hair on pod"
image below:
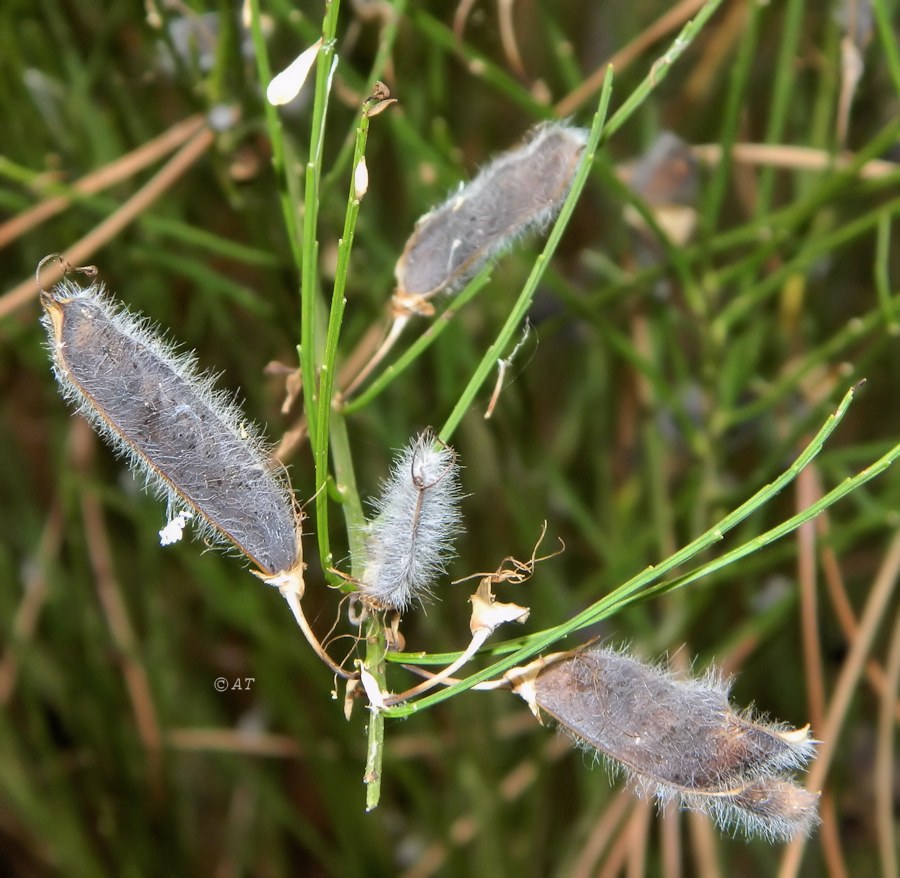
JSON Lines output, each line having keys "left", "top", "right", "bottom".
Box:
{"left": 534, "top": 646, "right": 819, "bottom": 842}
{"left": 395, "top": 121, "right": 588, "bottom": 299}
{"left": 361, "top": 429, "right": 463, "bottom": 612}
{"left": 40, "top": 277, "right": 300, "bottom": 576}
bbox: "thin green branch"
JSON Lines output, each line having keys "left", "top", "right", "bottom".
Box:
{"left": 603, "top": 0, "right": 725, "bottom": 139}
{"left": 314, "top": 103, "right": 372, "bottom": 571}
{"left": 439, "top": 73, "right": 614, "bottom": 441}
{"left": 384, "top": 382, "right": 869, "bottom": 716}
{"left": 341, "top": 269, "right": 493, "bottom": 414}
{"left": 302, "top": 4, "right": 342, "bottom": 455}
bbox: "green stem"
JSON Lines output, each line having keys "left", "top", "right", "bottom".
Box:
{"left": 302, "top": 2, "right": 342, "bottom": 455}
{"left": 314, "top": 104, "right": 372, "bottom": 571}
{"left": 384, "top": 382, "right": 867, "bottom": 716}
{"left": 341, "top": 269, "right": 493, "bottom": 414}
{"left": 603, "top": 0, "right": 725, "bottom": 139}
{"left": 363, "top": 613, "right": 387, "bottom": 811}
{"left": 439, "top": 74, "right": 614, "bottom": 441}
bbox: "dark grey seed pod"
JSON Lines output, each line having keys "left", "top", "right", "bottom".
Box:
{"left": 533, "top": 646, "right": 819, "bottom": 842}
{"left": 395, "top": 122, "right": 588, "bottom": 299}
{"left": 41, "top": 278, "right": 300, "bottom": 576}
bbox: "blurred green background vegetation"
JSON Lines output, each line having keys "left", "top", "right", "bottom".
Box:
{"left": 1, "top": 0, "right": 898, "bottom": 875}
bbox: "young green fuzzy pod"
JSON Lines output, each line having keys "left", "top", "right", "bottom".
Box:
{"left": 40, "top": 275, "right": 300, "bottom": 577}
{"left": 533, "top": 646, "right": 819, "bottom": 842}
{"left": 361, "top": 429, "right": 463, "bottom": 612}
{"left": 395, "top": 121, "right": 588, "bottom": 301}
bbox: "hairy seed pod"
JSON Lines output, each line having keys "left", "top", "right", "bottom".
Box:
{"left": 395, "top": 121, "right": 588, "bottom": 300}
{"left": 533, "top": 646, "right": 819, "bottom": 842}
{"left": 361, "top": 429, "right": 463, "bottom": 612}
{"left": 40, "top": 276, "right": 300, "bottom": 576}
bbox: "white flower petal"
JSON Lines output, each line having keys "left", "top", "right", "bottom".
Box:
{"left": 266, "top": 38, "right": 323, "bottom": 106}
